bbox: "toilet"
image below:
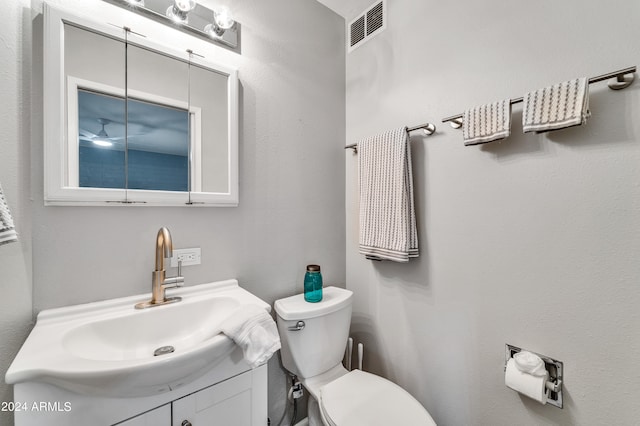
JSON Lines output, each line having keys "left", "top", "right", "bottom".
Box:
{"left": 275, "top": 286, "right": 437, "bottom": 426}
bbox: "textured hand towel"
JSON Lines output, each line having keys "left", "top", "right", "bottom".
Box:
{"left": 0, "top": 183, "right": 17, "bottom": 246}
{"left": 220, "top": 305, "right": 281, "bottom": 369}
{"left": 523, "top": 77, "right": 590, "bottom": 133}
{"left": 358, "top": 127, "right": 418, "bottom": 262}
{"left": 463, "top": 99, "right": 512, "bottom": 146}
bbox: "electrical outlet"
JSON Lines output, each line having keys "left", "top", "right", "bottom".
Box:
{"left": 171, "top": 248, "right": 201, "bottom": 267}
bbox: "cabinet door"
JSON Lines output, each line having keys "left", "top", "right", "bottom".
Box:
{"left": 172, "top": 368, "right": 266, "bottom": 426}
{"left": 115, "top": 404, "right": 171, "bottom": 426}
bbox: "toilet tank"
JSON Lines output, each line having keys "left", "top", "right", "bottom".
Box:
{"left": 274, "top": 287, "right": 353, "bottom": 379}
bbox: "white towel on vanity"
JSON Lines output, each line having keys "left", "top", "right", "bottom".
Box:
{"left": 0, "top": 183, "right": 17, "bottom": 246}
{"left": 358, "top": 127, "right": 418, "bottom": 262}
{"left": 220, "top": 305, "right": 281, "bottom": 369}
{"left": 463, "top": 99, "right": 512, "bottom": 145}
{"left": 523, "top": 77, "right": 590, "bottom": 133}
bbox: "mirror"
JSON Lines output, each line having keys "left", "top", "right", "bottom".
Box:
{"left": 77, "top": 90, "right": 190, "bottom": 191}
{"left": 44, "top": 4, "right": 238, "bottom": 206}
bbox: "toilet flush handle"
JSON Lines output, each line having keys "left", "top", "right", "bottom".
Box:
{"left": 288, "top": 321, "right": 305, "bottom": 331}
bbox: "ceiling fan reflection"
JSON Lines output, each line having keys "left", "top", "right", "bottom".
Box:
{"left": 79, "top": 118, "right": 143, "bottom": 148}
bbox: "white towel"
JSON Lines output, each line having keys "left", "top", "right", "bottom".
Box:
{"left": 0, "top": 183, "right": 17, "bottom": 246}
{"left": 220, "top": 305, "right": 281, "bottom": 369}
{"left": 463, "top": 99, "right": 512, "bottom": 145}
{"left": 523, "top": 77, "right": 590, "bottom": 133}
{"left": 358, "top": 127, "right": 418, "bottom": 262}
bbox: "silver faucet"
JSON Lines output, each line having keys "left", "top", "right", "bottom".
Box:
{"left": 135, "top": 227, "right": 185, "bottom": 309}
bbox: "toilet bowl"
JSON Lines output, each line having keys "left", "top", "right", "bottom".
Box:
{"left": 275, "top": 287, "right": 436, "bottom": 426}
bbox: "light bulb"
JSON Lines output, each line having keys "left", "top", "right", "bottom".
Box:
{"left": 174, "top": 0, "right": 196, "bottom": 12}
{"left": 205, "top": 7, "right": 235, "bottom": 38}
{"left": 213, "top": 7, "right": 234, "bottom": 30}
{"left": 166, "top": 0, "right": 196, "bottom": 23}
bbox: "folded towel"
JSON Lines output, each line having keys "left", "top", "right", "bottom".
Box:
{"left": 523, "top": 77, "right": 590, "bottom": 133}
{"left": 463, "top": 99, "right": 512, "bottom": 145}
{"left": 358, "top": 127, "right": 418, "bottom": 262}
{"left": 0, "top": 183, "right": 17, "bottom": 246}
{"left": 220, "top": 305, "right": 281, "bottom": 369}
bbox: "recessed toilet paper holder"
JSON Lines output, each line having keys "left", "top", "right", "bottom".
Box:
{"left": 505, "top": 344, "right": 564, "bottom": 409}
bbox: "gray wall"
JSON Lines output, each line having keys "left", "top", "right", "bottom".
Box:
{"left": 2, "top": 0, "right": 345, "bottom": 424}
{"left": 345, "top": 0, "right": 640, "bottom": 425}
{"left": 0, "top": 2, "right": 35, "bottom": 426}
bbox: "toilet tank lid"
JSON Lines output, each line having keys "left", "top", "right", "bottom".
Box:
{"left": 274, "top": 286, "right": 353, "bottom": 321}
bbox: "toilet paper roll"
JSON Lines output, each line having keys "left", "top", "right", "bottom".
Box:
{"left": 513, "top": 351, "right": 547, "bottom": 376}
{"left": 505, "top": 358, "right": 548, "bottom": 405}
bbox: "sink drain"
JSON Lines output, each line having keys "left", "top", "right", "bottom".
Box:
{"left": 154, "top": 345, "right": 175, "bottom": 356}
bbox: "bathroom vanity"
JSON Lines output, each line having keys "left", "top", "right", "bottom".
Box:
{"left": 13, "top": 360, "right": 266, "bottom": 425}
{"left": 6, "top": 280, "right": 270, "bottom": 425}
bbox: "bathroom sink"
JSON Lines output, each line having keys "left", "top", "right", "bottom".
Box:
{"left": 62, "top": 296, "right": 239, "bottom": 361}
{"left": 5, "top": 279, "right": 270, "bottom": 397}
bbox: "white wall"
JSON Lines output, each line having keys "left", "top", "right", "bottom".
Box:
{"left": 2, "top": 0, "right": 345, "bottom": 424}
{"left": 346, "top": 0, "right": 640, "bottom": 425}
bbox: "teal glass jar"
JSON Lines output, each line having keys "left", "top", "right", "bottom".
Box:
{"left": 304, "top": 264, "right": 323, "bottom": 303}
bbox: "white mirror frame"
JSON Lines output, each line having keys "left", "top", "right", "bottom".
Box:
{"left": 43, "top": 3, "right": 239, "bottom": 206}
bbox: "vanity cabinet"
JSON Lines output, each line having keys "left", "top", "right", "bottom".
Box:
{"left": 117, "top": 370, "right": 258, "bottom": 426}
{"left": 118, "top": 404, "right": 171, "bottom": 426}
{"left": 13, "top": 361, "right": 267, "bottom": 426}
{"left": 8, "top": 280, "right": 273, "bottom": 426}
{"left": 172, "top": 369, "right": 256, "bottom": 425}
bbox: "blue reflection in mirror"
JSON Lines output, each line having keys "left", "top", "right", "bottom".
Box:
{"left": 78, "top": 89, "right": 189, "bottom": 191}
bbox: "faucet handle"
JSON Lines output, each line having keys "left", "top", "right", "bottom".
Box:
{"left": 163, "top": 275, "right": 185, "bottom": 288}
{"left": 163, "top": 261, "right": 185, "bottom": 289}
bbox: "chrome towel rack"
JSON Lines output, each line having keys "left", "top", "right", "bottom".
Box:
{"left": 441, "top": 65, "right": 637, "bottom": 128}
{"left": 344, "top": 122, "right": 436, "bottom": 154}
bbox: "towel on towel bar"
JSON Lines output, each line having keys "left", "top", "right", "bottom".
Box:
{"left": 358, "top": 127, "right": 418, "bottom": 262}
{"left": 523, "top": 77, "right": 590, "bottom": 133}
{"left": 0, "top": 183, "right": 17, "bottom": 246}
{"left": 463, "top": 99, "right": 512, "bottom": 145}
{"left": 220, "top": 305, "right": 281, "bottom": 369}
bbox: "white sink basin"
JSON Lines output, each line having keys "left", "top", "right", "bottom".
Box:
{"left": 5, "top": 279, "right": 270, "bottom": 397}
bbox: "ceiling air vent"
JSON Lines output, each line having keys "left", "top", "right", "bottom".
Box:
{"left": 348, "top": 0, "right": 387, "bottom": 53}
{"left": 366, "top": 1, "right": 384, "bottom": 35}
{"left": 350, "top": 15, "right": 365, "bottom": 48}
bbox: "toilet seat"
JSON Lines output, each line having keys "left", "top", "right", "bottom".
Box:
{"left": 319, "top": 370, "right": 437, "bottom": 426}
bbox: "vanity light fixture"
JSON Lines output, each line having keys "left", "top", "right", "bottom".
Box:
{"left": 166, "top": 0, "right": 197, "bottom": 24}
{"left": 204, "top": 7, "right": 235, "bottom": 38}
{"left": 103, "top": 0, "right": 240, "bottom": 49}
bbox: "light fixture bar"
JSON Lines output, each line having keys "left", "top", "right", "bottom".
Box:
{"left": 102, "top": 0, "right": 240, "bottom": 50}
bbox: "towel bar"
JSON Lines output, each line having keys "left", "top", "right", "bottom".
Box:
{"left": 344, "top": 122, "right": 436, "bottom": 154}
{"left": 442, "top": 65, "right": 636, "bottom": 127}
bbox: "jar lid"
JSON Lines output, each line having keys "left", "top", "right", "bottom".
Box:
{"left": 306, "top": 264, "right": 321, "bottom": 272}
